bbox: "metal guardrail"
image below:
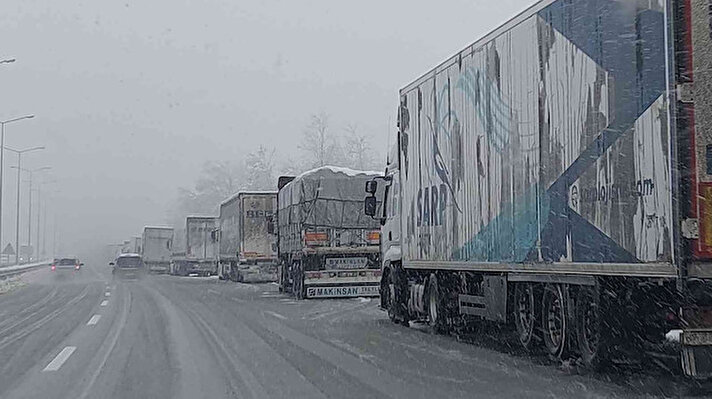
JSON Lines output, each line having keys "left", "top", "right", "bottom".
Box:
{"left": 0, "top": 260, "right": 50, "bottom": 280}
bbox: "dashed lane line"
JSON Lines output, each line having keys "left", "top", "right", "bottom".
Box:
{"left": 87, "top": 315, "right": 101, "bottom": 326}
{"left": 100, "top": 300, "right": 108, "bottom": 307}
{"left": 43, "top": 346, "right": 76, "bottom": 372}
{"left": 264, "top": 310, "right": 287, "bottom": 320}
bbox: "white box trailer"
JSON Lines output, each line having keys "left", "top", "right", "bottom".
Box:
{"left": 278, "top": 166, "right": 384, "bottom": 299}
{"left": 142, "top": 226, "right": 173, "bottom": 273}
{"left": 172, "top": 216, "right": 217, "bottom": 276}
{"left": 217, "top": 192, "right": 277, "bottom": 282}
{"left": 364, "top": 0, "right": 712, "bottom": 378}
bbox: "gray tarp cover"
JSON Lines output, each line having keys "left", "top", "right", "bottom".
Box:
{"left": 278, "top": 166, "right": 383, "bottom": 230}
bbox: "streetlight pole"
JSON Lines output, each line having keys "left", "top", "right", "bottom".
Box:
{"left": 5, "top": 146, "right": 44, "bottom": 264}
{"left": 13, "top": 167, "right": 51, "bottom": 261}
{"left": 31, "top": 174, "right": 53, "bottom": 261}
{"left": 0, "top": 115, "right": 34, "bottom": 262}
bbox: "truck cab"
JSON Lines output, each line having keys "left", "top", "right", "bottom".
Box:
{"left": 380, "top": 146, "right": 401, "bottom": 273}
{"left": 366, "top": 143, "right": 402, "bottom": 310}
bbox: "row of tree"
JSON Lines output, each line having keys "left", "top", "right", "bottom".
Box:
{"left": 167, "top": 113, "right": 384, "bottom": 225}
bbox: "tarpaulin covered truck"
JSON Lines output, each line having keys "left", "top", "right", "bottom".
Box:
{"left": 278, "top": 167, "right": 383, "bottom": 299}
{"left": 217, "top": 191, "right": 278, "bottom": 282}
{"left": 364, "top": 0, "right": 712, "bottom": 377}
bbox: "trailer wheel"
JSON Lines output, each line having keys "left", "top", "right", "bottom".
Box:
{"left": 514, "top": 282, "right": 540, "bottom": 351}
{"left": 293, "top": 262, "right": 305, "bottom": 300}
{"left": 576, "top": 285, "right": 605, "bottom": 369}
{"left": 427, "top": 274, "right": 450, "bottom": 334}
{"left": 542, "top": 284, "right": 570, "bottom": 359}
{"left": 278, "top": 263, "right": 287, "bottom": 293}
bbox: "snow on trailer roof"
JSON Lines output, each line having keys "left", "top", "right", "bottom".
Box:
{"left": 118, "top": 253, "right": 141, "bottom": 258}
{"left": 219, "top": 190, "right": 277, "bottom": 207}
{"left": 291, "top": 165, "right": 382, "bottom": 182}
{"left": 143, "top": 225, "right": 174, "bottom": 230}
{"left": 186, "top": 215, "right": 217, "bottom": 219}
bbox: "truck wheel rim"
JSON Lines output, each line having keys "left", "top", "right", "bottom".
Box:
{"left": 544, "top": 286, "right": 565, "bottom": 355}
{"left": 516, "top": 284, "right": 535, "bottom": 345}
{"left": 579, "top": 289, "right": 600, "bottom": 358}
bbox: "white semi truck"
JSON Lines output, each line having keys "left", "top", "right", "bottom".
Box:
{"left": 142, "top": 226, "right": 173, "bottom": 274}
{"left": 217, "top": 191, "right": 278, "bottom": 282}
{"left": 364, "top": 0, "right": 712, "bottom": 378}
{"left": 171, "top": 216, "right": 218, "bottom": 276}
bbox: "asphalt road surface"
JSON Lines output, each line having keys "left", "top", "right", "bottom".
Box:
{"left": 0, "top": 263, "right": 709, "bottom": 399}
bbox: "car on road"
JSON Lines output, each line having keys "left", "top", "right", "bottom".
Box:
{"left": 51, "top": 257, "right": 83, "bottom": 273}
{"left": 111, "top": 253, "right": 146, "bottom": 280}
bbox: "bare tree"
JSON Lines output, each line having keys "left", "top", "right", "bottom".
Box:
{"left": 245, "top": 145, "right": 275, "bottom": 190}
{"left": 343, "top": 123, "right": 374, "bottom": 170}
{"left": 299, "top": 113, "right": 338, "bottom": 168}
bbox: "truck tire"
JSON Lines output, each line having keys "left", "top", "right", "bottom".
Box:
{"left": 427, "top": 274, "right": 450, "bottom": 334}
{"left": 391, "top": 263, "right": 409, "bottom": 326}
{"left": 293, "top": 262, "right": 305, "bottom": 300}
{"left": 382, "top": 267, "right": 398, "bottom": 323}
{"left": 575, "top": 285, "right": 606, "bottom": 369}
{"left": 279, "top": 262, "right": 290, "bottom": 293}
{"left": 514, "top": 282, "right": 540, "bottom": 351}
{"left": 542, "top": 283, "right": 570, "bottom": 359}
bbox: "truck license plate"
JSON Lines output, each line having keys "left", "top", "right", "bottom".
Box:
{"left": 325, "top": 257, "right": 368, "bottom": 269}
{"left": 682, "top": 330, "right": 712, "bottom": 346}
{"left": 306, "top": 285, "right": 379, "bottom": 298}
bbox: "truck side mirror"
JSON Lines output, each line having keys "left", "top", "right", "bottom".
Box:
{"left": 365, "top": 180, "right": 378, "bottom": 194}
{"left": 364, "top": 196, "right": 377, "bottom": 217}
{"left": 109, "top": 262, "right": 115, "bottom": 266}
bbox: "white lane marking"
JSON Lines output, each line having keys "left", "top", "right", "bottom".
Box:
{"left": 207, "top": 288, "right": 220, "bottom": 295}
{"left": 87, "top": 315, "right": 101, "bottom": 325}
{"left": 105, "top": 292, "right": 110, "bottom": 297}
{"left": 264, "top": 310, "right": 287, "bottom": 320}
{"left": 100, "top": 300, "right": 108, "bottom": 307}
{"left": 43, "top": 346, "right": 76, "bottom": 371}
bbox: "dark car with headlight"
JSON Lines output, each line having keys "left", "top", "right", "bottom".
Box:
{"left": 111, "top": 253, "right": 146, "bottom": 280}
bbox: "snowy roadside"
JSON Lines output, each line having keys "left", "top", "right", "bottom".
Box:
{"left": 0, "top": 274, "right": 27, "bottom": 295}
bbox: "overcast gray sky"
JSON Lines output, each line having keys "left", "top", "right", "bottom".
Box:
{"left": 0, "top": 0, "right": 533, "bottom": 258}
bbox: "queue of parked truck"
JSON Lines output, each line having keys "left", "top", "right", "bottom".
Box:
{"left": 112, "top": 165, "right": 383, "bottom": 300}
{"left": 104, "top": 0, "right": 712, "bottom": 379}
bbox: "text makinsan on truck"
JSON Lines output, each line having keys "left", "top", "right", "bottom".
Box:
{"left": 365, "top": 0, "right": 712, "bottom": 378}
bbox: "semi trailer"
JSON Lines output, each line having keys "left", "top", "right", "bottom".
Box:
{"left": 142, "top": 226, "right": 173, "bottom": 273}
{"left": 278, "top": 167, "right": 383, "bottom": 299}
{"left": 364, "top": 0, "right": 712, "bottom": 378}
{"left": 217, "top": 191, "right": 278, "bottom": 282}
{"left": 171, "top": 216, "right": 218, "bottom": 276}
